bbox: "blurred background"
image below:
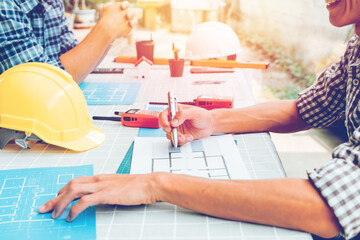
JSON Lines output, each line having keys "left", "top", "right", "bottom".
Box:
{"left": 63, "top": 0, "right": 353, "bottom": 101}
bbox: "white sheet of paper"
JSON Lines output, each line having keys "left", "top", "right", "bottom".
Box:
{"left": 131, "top": 135, "right": 251, "bottom": 180}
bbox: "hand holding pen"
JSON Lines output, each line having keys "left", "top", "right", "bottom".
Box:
{"left": 160, "top": 101, "right": 214, "bottom": 147}
{"left": 167, "top": 91, "right": 178, "bottom": 148}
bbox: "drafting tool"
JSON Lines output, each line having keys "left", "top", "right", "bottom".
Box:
{"left": 116, "top": 142, "right": 134, "bottom": 174}
{"left": 93, "top": 109, "right": 160, "bottom": 128}
{"left": 190, "top": 67, "right": 235, "bottom": 74}
{"left": 191, "top": 59, "right": 269, "bottom": 69}
{"left": 192, "top": 80, "right": 226, "bottom": 85}
{"left": 91, "top": 67, "right": 124, "bottom": 74}
{"left": 114, "top": 56, "right": 269, "bottom": 70}
{"left": 79, "top": 82, "right": 141, "bottom": 105}
{"left": 0, "top": 165, "right": 96, "bottom": 240}
{"left": 150, "top": 95, "right": 234, "bottom": 110}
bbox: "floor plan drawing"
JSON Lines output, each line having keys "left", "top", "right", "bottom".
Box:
{"left": 79, "top": 82, "right": 141, "bottom": 105}
{"left": 131, "top": 135, "right": 251, "bottom": 180}
{"left": 0, "top": 165, "right": 96, "bottom": 240}
{"left": 152, "top": 140, "right": 231, "bottom": 179}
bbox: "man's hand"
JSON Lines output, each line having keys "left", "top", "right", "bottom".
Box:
{"left": 159, "top": 105, "right": 214, "bottom": 146}
{"left": 38, "top": 173, "right": 160, "bottom": 222}
{"left": 98, "top": 1, "right": 136, "bottom": 40}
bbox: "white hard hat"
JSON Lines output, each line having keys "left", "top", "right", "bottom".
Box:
{"left": 184, "top": 21, "right": 241, "bottom": 60}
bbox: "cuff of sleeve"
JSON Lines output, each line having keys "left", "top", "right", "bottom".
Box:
{"left": 296, "top": 90, "right": 320, "bottom": 128}
{"left": 44, "top": 58, "right": 66, "bottom": 71}
{"left": 55, "top": 58, "right": 66, "bottom": 71}
{"left": 296, "top": 87, "right": 341, "bottom": 128}
{"left": 308, "top": 159, "right": 360, "bottom": 239}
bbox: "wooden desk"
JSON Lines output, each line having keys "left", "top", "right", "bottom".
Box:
{"left": 137, "top": 0, "right": 170, "bottom": 30}
{"left": 0, "top": 57, "right": 312, "bottom": 240}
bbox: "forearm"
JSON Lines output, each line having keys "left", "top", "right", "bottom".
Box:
{"left": 60, "top": 20, "right": 114, "bottom": 84}
{"left": 211, "top": 100, "right": 310, "bottom": 134}
{"left": 154, "top": 173, "right": 341, "bottom": 238}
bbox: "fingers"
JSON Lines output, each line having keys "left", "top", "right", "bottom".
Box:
{"left": 177, "top": 134, "right": 193, "bottom": 146}
{"left": 38, "top": 197, "right": 57, "bottom": 213}
{"left": 54, "top": 182, "right": 102, "bottom": 219}
{"left": 160, "top": 105, "right": 191, "bottom": 133}
{"left": 166, "top": 132, "right": 192, "bottom": 146}
{"left": 171, "top": 107, "right": 195, "bottom": 127}
{"left": 166, "top": 133, "right": 171, "bottom": 141}
{"left": 160, "top": 108, "right": 171, "bottom": 133}
{"left": 39, "top": 177, "right": 95, "bottom": 213}
{"left": 124, "top": 6, "right": 136, "bottom": 28}
{"left": 183, "top": 134, "right": 194, "bottom": 144}
{"left": 120, "top": 1, "right": 130, "bottom": 10}
{"left": 177, "top": 134, "right": 186, "bottom": 146}
{"left": 38, "top": 182, "right": 101, "bottom": 219}
{"left": 128, "top": 18, "right": 137, "bottom": 28}
{"left": 57, "top": 176, "right": 95, "bottom": 196}
{"left": 66, "top": 192, "right": 104, "bottom": 222}
{"left": 126, "top": 11, "right": 134, "bottom": 20}
{"left": 129, "top": 19, "right": 137, "bottom": 28}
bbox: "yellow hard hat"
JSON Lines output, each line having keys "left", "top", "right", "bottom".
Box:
{"left": 0, "top": 62, "right": 105, "bottom": 151}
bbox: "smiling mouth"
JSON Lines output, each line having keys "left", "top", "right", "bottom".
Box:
{"left": 325, "top": 0, "right": 341, "bottom": 7}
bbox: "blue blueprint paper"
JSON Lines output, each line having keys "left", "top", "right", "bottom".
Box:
{"left": 137, "top": 104, "right": 167, "bottom": 137}
{"left": 79, "top": 82, "right": 141, "bottom": 105}
{"left": 0, "top": 165, "right": 96, "bottom": 240}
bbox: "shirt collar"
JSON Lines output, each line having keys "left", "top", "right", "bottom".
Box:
{"left": 346, "top": 35, "right": 360, "bottom": 67}
{"left": 39, "top": 0, "right": 53, "bottom": 12}
{"left": 354, "top": 34, "right": 360, "bottom": 44}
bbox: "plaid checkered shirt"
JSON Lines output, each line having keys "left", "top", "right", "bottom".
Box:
{"left": 297, "top": 35, "right": 360, "bottom": 239}
{"left": 0, "top": 0, "right": 78, "bottom": 73}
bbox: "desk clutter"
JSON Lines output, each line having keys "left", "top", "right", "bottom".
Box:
{"left": 0, "top": 22, "right": 311, "bottom": 240}
{"left": 0, "top": 61, "right": 311, "bottom": 239}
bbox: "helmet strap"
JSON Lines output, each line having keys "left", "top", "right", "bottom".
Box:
{"left": 0, "top": 128, "right": 41, "bottom": 150}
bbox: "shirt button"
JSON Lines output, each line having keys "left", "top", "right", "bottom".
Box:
{"left": 353, "top": 79, "right": 359, "bottom": 86}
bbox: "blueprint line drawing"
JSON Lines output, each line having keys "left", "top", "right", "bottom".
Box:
{"left": 79, "top": 82, "right": 141, "bottom": 105}
{"left": 86, "top": 88, "right": 127, "bottom": 102}
{"left": 152, "top": 140, "right": 231, "bottom": 179}
{"left": 0, "top": 165, "right": 96, "bottom": 240}
{"left": 131, "top": 135, "right": 251, "bottom": 180}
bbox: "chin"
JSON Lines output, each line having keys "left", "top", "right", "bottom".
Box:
{"left": 329, "top": 21, "right": 344, "bottom": 27}
{"left": 329, "top": 17, "right": 348, "bottom": 27}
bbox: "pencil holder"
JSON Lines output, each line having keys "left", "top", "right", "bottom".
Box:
{"left": 136, "top": 40, "right": 154, "bottom": 62}
{"left": 168, "top": 59, "right": 185, "bottom": 77}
